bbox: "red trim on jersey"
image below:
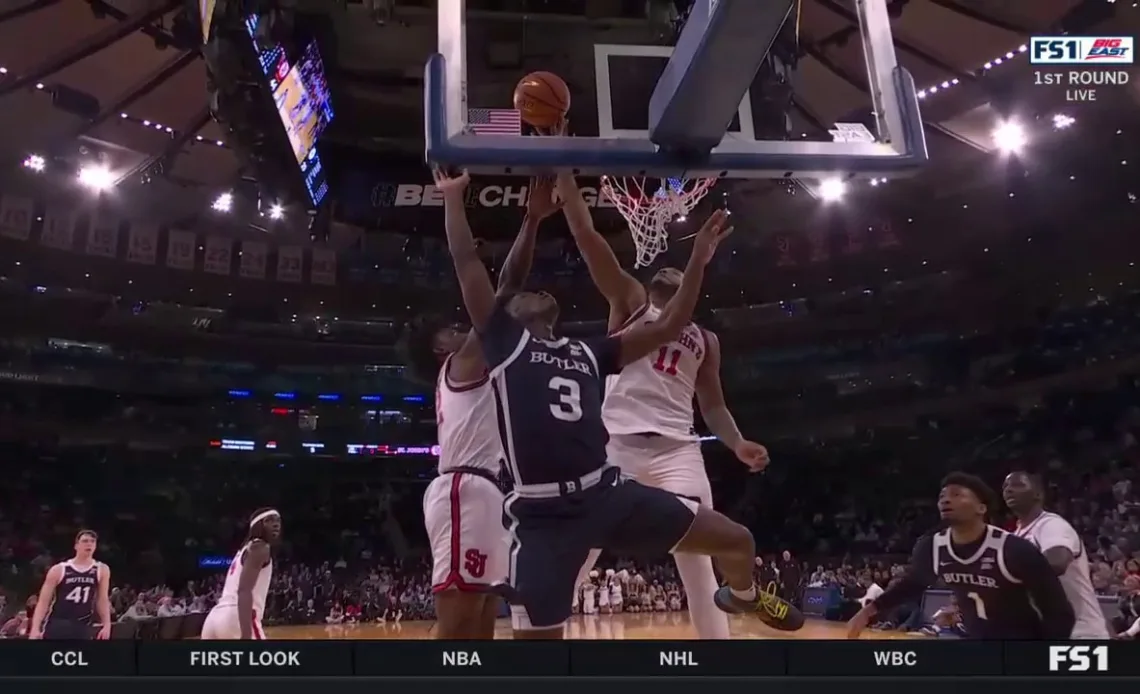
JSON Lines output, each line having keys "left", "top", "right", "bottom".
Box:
{"left": 441, "top": 354, "right": 489, "bottom": 393}
{"left": 431, "top": 472, "right": 495, "bottom": 594}
{"left": 607, "top": 302, "right": 650, "bottom": 336}
{"left": 252, "top": 609, "right": 264, "bottom": 639}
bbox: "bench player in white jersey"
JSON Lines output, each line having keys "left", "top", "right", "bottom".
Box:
{"left": 404, "top": 175, "right": 563, "bottom": 639}
{"left": 202, "top": 509, "right": 281, "bottom": 640}
{"left": 556, "top": 174, "right": 771, "bottom": 639}
{"left": 1003, "top": 471, "right": 1111, "bottom": 639}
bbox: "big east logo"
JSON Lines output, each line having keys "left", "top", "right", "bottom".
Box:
{"left": 1030, "top": 36, "right": 1134, "bottom": 65}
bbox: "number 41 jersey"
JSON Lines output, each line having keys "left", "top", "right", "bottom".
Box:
{"left": 51, "top": 561, "right": 100, "bottom": 623}
{"left": 479, "top": 298, "right": 622, "bottom": 487}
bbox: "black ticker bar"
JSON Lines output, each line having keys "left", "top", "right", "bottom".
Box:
{"left": 1, "top": 640, "right": 1139, "bottom": 678}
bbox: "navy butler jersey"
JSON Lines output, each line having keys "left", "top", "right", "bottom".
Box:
{"left": 479, "top": 297, "right": 621, "bottom": 486}
{"left": 51, "top": 561, "right": 99, "bottom": 623}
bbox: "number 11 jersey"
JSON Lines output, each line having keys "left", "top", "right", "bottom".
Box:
{"left": 603, "top": 303, "right": 706, "bottom": 441}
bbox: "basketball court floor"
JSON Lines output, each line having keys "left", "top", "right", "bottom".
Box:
{"left": 268, "top": 614, "right": 917, "bottom": 641}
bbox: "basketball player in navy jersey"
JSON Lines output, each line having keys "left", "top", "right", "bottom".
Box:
{"left": 29, "top": 530, "right": 111, "bottom": 640}
{"left": 435, "top": 166, "right": 803, "bottom": 638}
{"left": 847, "top": 473, "right": 1074, "bottom": 640}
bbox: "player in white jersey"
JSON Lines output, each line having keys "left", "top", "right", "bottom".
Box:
{"left": 556, "top": 173, "right": 771, "bottom": 639}
{"left": 202, "top": 509, "right": 281, "bottom": 640}
{"left": 1003, "top": 472, "right": 1111, "bottom": 639}
{"left": 404, "top": 176, "right": 563, "bottom": 639}
{"left": 582, "top": 575, "right": 598, "bottom": 615}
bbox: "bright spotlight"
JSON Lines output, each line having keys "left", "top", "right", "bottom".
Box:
{"left": 992, "top": 121, "right": 1027, "bottom": 154}
{"left": 212, "top": 193, "right": 234, "bottom": 213}
{"left": 818, "top": 178, "right": 847, "bottom": 203}
{"left": 1052, "top": 113, "right": 1076, "bottom": 130}
{"left": 23, "top": 154, "right": 45, "bottom": 172}
{"left": 77, "top": 164, "right": 114, "bottom": 192}
{"left": 268, "top": 203, "right": 285, "bottom": 220}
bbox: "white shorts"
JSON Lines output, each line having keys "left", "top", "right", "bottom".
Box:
{"left": 606, "top": 435, "right": 712, "bottom": 507}
{"left": 201, "top": 605, "right": 265, "bottom": 640}
{"left": 424, "top": 470, "right": 508, "bottom": 593}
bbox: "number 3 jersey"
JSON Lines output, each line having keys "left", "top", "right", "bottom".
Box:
{"left": 479, "top": 297, "right": 622, "bottom": 487}
{"left": 603, "top": 303, "right": 706, "bottom": 441}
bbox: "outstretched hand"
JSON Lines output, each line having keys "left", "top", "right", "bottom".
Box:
{"left": 431, "top": 166, "right": 470, "bottom": 196}
{"left": 691, "top": 209, "right": 733, "bottom": 265}
{"left": 534, "top": 116, "right": 568, "bottom": 137}
{"left": 526, "top": 176, "right": 563, "bottom": 221}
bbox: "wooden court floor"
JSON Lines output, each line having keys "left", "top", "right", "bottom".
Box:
{"left": 268, "top": 613, "right": 917, "bottom": 640}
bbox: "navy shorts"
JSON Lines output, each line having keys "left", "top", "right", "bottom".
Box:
{"left": 43, "top": 619, "right": 95, "bottom": 640}
{"left": 503, "top": 466, "right": 698, "bottom": 629}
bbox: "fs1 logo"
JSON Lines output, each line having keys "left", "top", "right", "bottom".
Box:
{"left": 1031, "top": 37, "right": 1134, "bottom": 65}
{"left": 1048, "top": 645, "right": 1109, "bottom": 672}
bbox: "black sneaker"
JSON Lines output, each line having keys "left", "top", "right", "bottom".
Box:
{"left": 713, "top": 585, "right": 805, "bottom": 631}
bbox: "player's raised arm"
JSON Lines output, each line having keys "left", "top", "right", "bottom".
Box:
{"left": 237, "top": 539, "right": 271, "bottom": 640}
{"left": 556, "top": 171, "right": 646, "bottom": 329}
{"left": 848, "top": 534, "right": 937, "bottom": 638}
{"left": 437, "top": 167, "right": 497, "bottom": 332}
{"left": 1004, "top": 535, "right": 1075, "bottom": 639}
{"left": 694, "top": 330, "right": 770, "bottom": 471}
{"left": 28, "top": 564, "right": 63, "bottom": 639}
{"left": 95, "top": 563, "right": 112, "bottom": 639}
{"left": 612, "top": 210, "right": 731, "bottom": 368}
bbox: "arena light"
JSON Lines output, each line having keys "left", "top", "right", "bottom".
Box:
{"left": 77, "top": 164, "right": 114, "bottom": 192}
{"left": 916, "top": 43, "right": 1028, "bottom": 100}
{"left": 212, "top": 192, "right": 233, "bottom": 213}
{"left": 268, "top": 203, "right": 285, "bottom": 220}
{"left": 818, "top": 178, "right": 848, "bottom": 203}
{"left": 992, "top": 121, "right": 1027, "bottom": 154}
{"left": 1053, "top": 114, "right": 1076, "bottom": 130}
{"left": 23, "top": 154, "right": 45, "bottom": 172}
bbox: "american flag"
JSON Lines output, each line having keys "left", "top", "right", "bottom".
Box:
{"left": 467, "top": 108, "right": 522, "bottom": 135}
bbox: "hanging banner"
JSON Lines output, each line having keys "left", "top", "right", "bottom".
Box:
{"left": 310, "top": 248, "right": 337, "bottom": 286}
{"left": 203, "top": 236, "right": 233, "bottom": 275}
{"left": 809, "top": 226, "right": 829, "bottom": 264}
{"left": 39, "top": 207, "right": 76, "bottom": 250}
{"left": 0, "top": 196, "right": 33, "bottom": 241}
{"left": 875, "top": 219, "right": 900, "bottom": 248}
{"left": 126, "top": 223, "right": 159, "bottom": 265}
{"left": 239, "top": 241, "right": 268, "bottom": 279}
{"left": 776, "top": 235, "right": 795, "bottom": 267}
{"left": 844, "top": 220, "right": 865, "bottom": 255}
{"left": 84, "top": 213, "right": 120, "bottom": 258}
{"left": 276, "top": 246, "right": 303, "bottom": 283}
{"left": 166, "top": 229, "right": 197, "bottom": 271}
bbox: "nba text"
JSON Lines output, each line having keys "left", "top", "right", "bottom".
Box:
{"left": 873, "top": 650, "right": 918, "bottom": 667}
{"left": 49, "top": 651, "right": 89, "bottom": 667}
{"left": 1034, "top": 70, "right": 1131, "bottom": 102}
{"left": 188, "top": 650, "right": 301, "bottom": 668}
{"left": 1048, "top": 645, "right": 1109, "bottom": 673}
{"left": 442, "top": 651, "right": 482, "bottom": 667}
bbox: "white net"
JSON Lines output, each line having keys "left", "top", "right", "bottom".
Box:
{"left": 600, "top": 175, "right": 716, "bottom": 268}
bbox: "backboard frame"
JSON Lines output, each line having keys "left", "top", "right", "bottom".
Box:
{"left": 593, "top": 43, "right": 757, "bottom": 143}
{"left": 425, "top": 0, "right": 928, "bottom": 180}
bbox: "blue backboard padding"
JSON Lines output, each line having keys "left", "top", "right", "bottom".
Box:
{"left": 648, "top": 0, "right": 797, "bottom": 152}
{"left": 424, "top": 55, "right": 928, "bottom": 178}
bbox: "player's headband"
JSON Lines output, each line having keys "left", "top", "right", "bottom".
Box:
{"left": 250, "top": 510, "right": 280, "bottom": 528}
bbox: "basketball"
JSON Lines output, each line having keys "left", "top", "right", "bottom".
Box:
{"left": 513, "top": 71, "right": 570, "bottom": 129}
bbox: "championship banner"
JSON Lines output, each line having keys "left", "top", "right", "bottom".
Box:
{"left": 310, "top": 247, "right": 336, "bottom": 286}
{"left": 126, "top": 223, "right": 159, "bottom": 265}
{"left": 85, "top": 213, "right": 120, "bottom": 258}
{"left": 39, "top": 206, "right": 76, "bottom": 251}
{"left": 0, "top": 639, "right": 1132, "bottom": 677}
{"left": 239, "top": 241, "right": 268, "bottom": 279}
{"left": 165, "top": 229, "right": 197, "bottom": 271}
{"left": 276, "top": 246, "right": 303, "bottom": 283}
{"left": 0, "top": 195, "right": 33, "bottom": 241}
{"left": 203, "top": 236, "right": 233, "bottom": 275}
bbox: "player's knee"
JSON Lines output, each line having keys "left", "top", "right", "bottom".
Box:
{"left": 722, "top": 518, "right": 755, "bottom": 559}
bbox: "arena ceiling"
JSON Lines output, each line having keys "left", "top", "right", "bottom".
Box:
{"left": 0, "top": 0, "right": 1134, "bottom": 237}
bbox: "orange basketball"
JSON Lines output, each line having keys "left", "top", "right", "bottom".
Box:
{"left": 513, "top": 71, "right": 570, "bottom": 129}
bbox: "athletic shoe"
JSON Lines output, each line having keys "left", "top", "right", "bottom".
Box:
{"left": 713, "top": 585, "right": 805, "bottom": 631}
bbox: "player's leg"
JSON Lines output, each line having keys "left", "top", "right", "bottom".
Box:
{"left": 200, "top": 607, "right": 240, "bottom": 640}
{"left": 423, "top": 473, "right": 503, "bottom": 639}
{"left": 503, "top": 493, "right": 590, "bottom": 640}
{"left": 598, "top": 473, "right": 804, "bottom": 632}
{"left": 646, "top": 441, "right": 730, "bottom": 639}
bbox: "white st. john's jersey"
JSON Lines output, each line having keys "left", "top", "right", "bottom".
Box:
{"left": 603, "top": 303, "right": 706, "bottom": 441}
{"left": 1014, "top": 511, "right": 1109, "bottom": 639}
{"left": 435, "top": 355, "right": 503, "bottom": 474}
{"left": 214, "top": 542, "right": 273, "bottom": 619}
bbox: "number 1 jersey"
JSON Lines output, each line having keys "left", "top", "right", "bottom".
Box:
{"left": 603, "top": 303, "right": 706, "bottom": 441}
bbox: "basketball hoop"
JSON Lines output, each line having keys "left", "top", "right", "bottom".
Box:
{"left": 601, "top": 175, "right": 716, "bottom": 268}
